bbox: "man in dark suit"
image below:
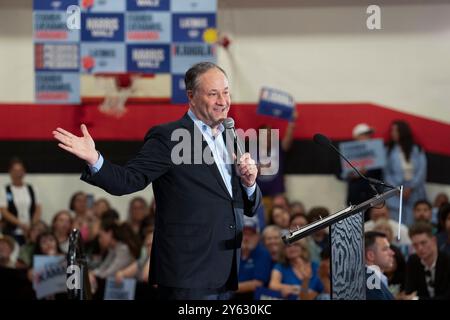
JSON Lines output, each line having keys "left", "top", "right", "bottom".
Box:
{"left": 53, "top": 62, "right": 262, "bottom": 299}
{"left": 405, "top": 222, "right": 450, "bottom": 300}
{"left": 364, "top": 231, "right": 395, "bottom": 300}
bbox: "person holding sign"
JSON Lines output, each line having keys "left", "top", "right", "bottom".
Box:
{"left": 341, "top": 123, "right": 383, "bottom": 216}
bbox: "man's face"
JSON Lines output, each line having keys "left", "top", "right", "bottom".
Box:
{"left": 242, "top": 228, "right": 259, "bottom": 251}
{"left": 188, "top": 68, "right": 230, "bottom": 128}
{"left": 414, "top": 204, "right": 432, "bottom": 222}
{"left": 368, "top": 237, "right": 394, "bottom": 271}
{"left": 355, "top": 133, "right": 372, "bottom": 141}
{"left": 370, "top": 206, "right": 389, "bottom": 221}
{"left": 411, "top": 233, "right": 436, "bottom": 261}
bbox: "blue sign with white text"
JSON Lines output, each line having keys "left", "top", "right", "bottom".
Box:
{"left": 171, "top": 0, "right": 216, "bottom": 13}
{"left": 80, "top": 43, "right": 126, "bottom": 73}
{"left": 127, "top": 44, "right": 170, "bottom": 73}
{"left": 81, "top": 13, "right": 125, "bottom": 41}
{"left": 127, "top": 0, "right": 170, "bottom": 11}
{"left": 171, "top": 74, "right": 187, "bottom": 103}
{"left": 257, "top": 87, "right": 295, "bottom": 121}
{"left": 33, "top": 0, "right": 78, "bottom": 10}
{"left": 172, "top": 13, "right": 216, "bottom": 42}
{"left": 80, "top": 0, "right": 126, "bottom": 12}
{"left": 171, "top": 43, "right": 215, "bottom": 74}
{"left": 126, "top": 12, "right": 171, "bottom": 43}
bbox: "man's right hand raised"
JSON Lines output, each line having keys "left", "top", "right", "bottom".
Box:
{"left": 53, "top": 124, "right": 99, "bottom": 166}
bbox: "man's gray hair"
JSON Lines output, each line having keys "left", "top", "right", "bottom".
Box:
{"left": 184, "top": 62, "right": 227, "bottom": 93}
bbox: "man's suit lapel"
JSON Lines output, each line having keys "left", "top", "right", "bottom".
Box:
{"left": 180, "top": 113, "right": 233, "bottom": 200}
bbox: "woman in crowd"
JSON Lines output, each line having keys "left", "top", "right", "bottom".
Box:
{"left": 115, "top": 227, "right": 154, "bottom": 284}
{"left": 51, "top": 210, "right": 73, "bottom": 254}
{"left": 91, "top": 220, "right": 139, "bottom": 280}
{"left": 126, "top": 197, "right": 149, "bottom": 238}
{"left": 0, "top": 158, "right": 42, "bottom": 245}
{"left": 270, "top": 206, "right": 291, "bottom": 231}
{"left": 384, "top": 120, "right": 427, "bottom": 226}
{"left": 16, "top": 220, "right": 48, "bottom": 268}
{"left": 69, "top": 191, "right": 93, "bottom": 241}
{"left": 269, "top": 240, "right": 324, "bottom": 300}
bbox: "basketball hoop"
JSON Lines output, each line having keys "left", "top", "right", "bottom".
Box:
{"left": 96, "top": 73, "right": 141, "bottom": 118}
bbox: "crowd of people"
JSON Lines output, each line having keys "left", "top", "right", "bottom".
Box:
{"left": 0, "top": 117, "right": 449, "bottom": 300}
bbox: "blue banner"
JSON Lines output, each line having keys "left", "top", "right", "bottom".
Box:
{"left": 33, "top": 0, "right": 78, "bottom": 10}
{"left": 171, "top": 43, "right": 215, "bottom": 74}
{"left": 35, "top": 43, "right": 79, "bottom": 72}
{"left": 257, "top": 87, "right": 295, "bottom": 121}
{"left": 127, "top": 44, "right": 170, "bottom": 73}
{"left": 253, "top": 287, "right": 298, "bottom": 300}
{"left": 172, "top": 13, "right": 216, "bottom": 42}
{"left": 80, "top": 0, "right": 126, "bottom": 12}
{"left": 171, "top": 74, "right": 187, "bottom": 103}
{"left": 171, "top": 0, "right": 216, "bottom": 13}
{"left": 104, "top": 277, "right": 136, "bottom": 300}
{"left": 127, "top": 0, "right": 170, "bottom": 11}
{"left": 35, "top": 72, "right": 80, "bottom": 103}
{"left": 80, "top": 43, "right": 126, "bottom": 73}
{"left": 34, "top": 11, "right": 80, "bottom": 42}
{"left": 126, "top": 12, "right": 171, "bottom": 43}
{"left": 81, "top": 13, "right": 124, "bottom": 41}
{"left": 33, "top": 0, "right": 217, "bottom": 103}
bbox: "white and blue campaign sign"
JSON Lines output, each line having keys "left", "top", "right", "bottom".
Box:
{"left": 34, "top": 11, "right": 80, "bottom": 42}
{"left": 257, "top": 87, "right": 295, "bottom": 121}
{"left": 35, "top": 72, "right": 80, "bottom": 103}
{"left": 126, "top": 12, "right": 171, "bottom": 43}
{"left": 338, "top": 138, "right": 386, "bottom": 175}
{"left": 104, "top": 277, "right": 136, "bottom": 300}
{"left": 32, "top": 255, "right": 67, "bottom": 299}
{"left": 81, "top": 13, "right": 124, "bottom": 41}
{"left": 35, "top": 43, "right": 79, "bottom": 72}
{"left": 171, "top": 74, "right": 187, "bottom": 103}
{"left": 127, "top": 44, "right": 170, "bottom": 73}
{"left": 171, "top": 0, "right": 216, "bottom": 13}
{"left": 254, "top": 287, "right": 298, "bottom": 300}
{"left": 172, "top": 13, "right": 216, "bottom": 42}
{"left": 33, "top": 0, "right": 77, "bottom": 10}
{"left": 171, "top": 43, "right": 215, "bottom": 74}
{"left": 80, "top": 43, "right": 126, "bottom": 73}
{"left": 127, "top": 0, "right": 170, "bottom": 11}
{"left": 80, "top": 0, "right": 126, "bottom": 12}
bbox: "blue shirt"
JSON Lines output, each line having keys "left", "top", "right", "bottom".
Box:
{"left": 239, "top": 243, "right": 273, "bottom": 285}
{"left": 273, "top": 261, "right": 324, "bottom": 294}
{"left": 89, "top": 109, "right": 256, "bottom": 198}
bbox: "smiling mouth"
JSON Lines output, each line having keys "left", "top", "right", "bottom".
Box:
{"left": 214, "top": 106, "right": 228, "bottom": 112}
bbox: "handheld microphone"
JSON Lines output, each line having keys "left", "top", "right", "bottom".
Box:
{"left": 223, "top": 118, "right": 245, "bottom": 160}
{"left": 313, "top": 133, "right": 395, "bottom": 192}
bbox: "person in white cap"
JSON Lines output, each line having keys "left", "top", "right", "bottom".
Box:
{"left": 352, "top": 123, "right": 374, "bottom": 140}
{"left": 343, "top": 123, "right": 383, "bottom": 215}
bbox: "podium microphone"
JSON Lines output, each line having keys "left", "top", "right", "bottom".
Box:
{"left": 313, "top": 133, "right": 395, "bottom": 192}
